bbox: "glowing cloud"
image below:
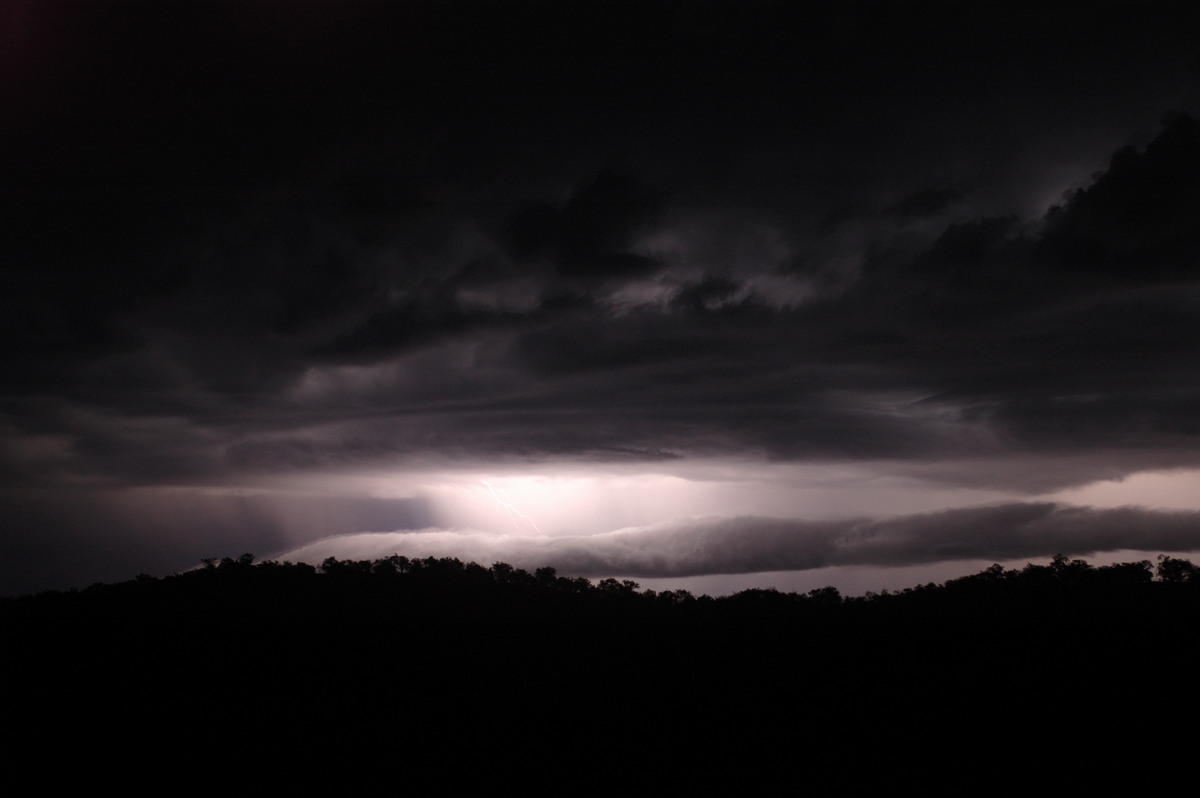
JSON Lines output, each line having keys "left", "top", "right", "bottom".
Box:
{"left": 482, "top": 480, "right": 542, "bottom": 534}
{"left": 271, "top": 502, "right": 1200, "bottom": 580}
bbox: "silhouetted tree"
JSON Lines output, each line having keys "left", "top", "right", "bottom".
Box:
{"left": 1157, "top": 555, "right": 1199, "bottom": 583}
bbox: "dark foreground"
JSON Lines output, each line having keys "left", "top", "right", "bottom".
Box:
{"left": 4, "top": 554, "right": 1199, "bottom": 789}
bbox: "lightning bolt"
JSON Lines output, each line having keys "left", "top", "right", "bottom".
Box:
{"left": 482, "top": 480, "right": 542, "bottom": 534}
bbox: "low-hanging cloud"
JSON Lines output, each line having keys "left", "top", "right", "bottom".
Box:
{"left": 273, "top": 502, "right": 1200, "bottom": 578}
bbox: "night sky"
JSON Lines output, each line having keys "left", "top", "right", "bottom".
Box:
{"left": 4, "top": 0, "right": 1200, "bottom": 597}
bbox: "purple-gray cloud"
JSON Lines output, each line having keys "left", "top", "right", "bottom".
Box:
{"left": 4, "top": 1, "right": 1200, "bottom": 594}
{"left": 274, "top": 503, "right": 1200, "bottom": 579}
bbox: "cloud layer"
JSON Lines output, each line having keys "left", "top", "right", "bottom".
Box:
{"left": 276, "top": 502, "right": 1200, "bottom": 579}
{"left": 3, "top": 1, "right": 1200, "bottom": 592}
{"left": 5, "top": 113, "right": 1200, "bottom": 488}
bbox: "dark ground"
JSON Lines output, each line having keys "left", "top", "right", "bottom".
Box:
{"left": 4, "top": 555, "right": 1197, "bottom": 790}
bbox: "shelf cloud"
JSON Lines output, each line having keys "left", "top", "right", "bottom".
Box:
{"left": 275, "top": 503, "right": 1200, "bottom": 579}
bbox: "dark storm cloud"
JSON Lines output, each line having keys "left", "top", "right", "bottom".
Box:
{"left": 1041, "top": 112, "right": 1200, "bottom": 282}
{"left": 5, "top": 0, "right": 1200, "bottom": 591}
{"left": 671, "top": 276, "right": 746, "bottom": 314}
{"left": 504, "top": 170, "right": 666, "bottom": 281}
{"left": 314, "top": 291, "right": 512, "bottom": 364}
{"left": 887, "top": 187, "right": 967, "bottom": 219}
{"left": 7, "top": 113, "right": 1200, "bottom": 487}
{"left": 278, "top": 502, "right": 1200, "bottom": 579}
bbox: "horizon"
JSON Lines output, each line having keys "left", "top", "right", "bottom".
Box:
{"left": 15, "top": 544, "right": 1196, "bottom": 603}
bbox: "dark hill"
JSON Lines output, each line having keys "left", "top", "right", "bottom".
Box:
{"left": 4, "top": 554, "right": 1198, "bottom": 789}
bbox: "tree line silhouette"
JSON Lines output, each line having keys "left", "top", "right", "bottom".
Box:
{"left": 7, "top": 551, "right": 1200, "bottom": 624}
{"left": 4, "top": 552, "right": 1199, "bottom": 788}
